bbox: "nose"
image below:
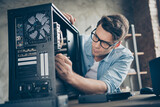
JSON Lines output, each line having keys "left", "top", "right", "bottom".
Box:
{"left": 94, "top": 41, "right": 101, "bottom": 48}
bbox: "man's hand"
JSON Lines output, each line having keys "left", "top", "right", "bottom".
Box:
{"left": 55, "top": 54, "right": 107, "bottom": 94}
{"left": 63, "top": 13, "right": 76, "bottom": 24}
{"left": 55, "top": 53, "right": 73, "bottom": 82}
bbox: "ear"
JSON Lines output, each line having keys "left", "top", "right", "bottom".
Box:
{"left": 114, "top": 41, "right": 121, "bottom": 48}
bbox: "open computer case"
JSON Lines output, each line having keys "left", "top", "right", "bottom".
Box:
{"left": 2, "top": 3, "right": 82, "bottom": 107}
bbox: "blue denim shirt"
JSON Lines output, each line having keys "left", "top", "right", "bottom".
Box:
{"left": 80, "top": 35, "right": 134, "bottom": 93}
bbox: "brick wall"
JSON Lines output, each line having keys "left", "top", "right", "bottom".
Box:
{"left": 133, "top": 0, "right": 160, "bottom": 88}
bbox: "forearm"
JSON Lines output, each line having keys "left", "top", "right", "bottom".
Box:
{"left": 55, "top": 54, "right": 107, "bottom": 94}
{"left": 67, "top": 72, "right": 107, "bottom": 94}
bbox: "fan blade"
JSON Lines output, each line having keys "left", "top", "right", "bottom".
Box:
{"left": 28, "top": 16, "right": 36, "bottom": 25}
{"left": 26, "top": 25, "right": 31, "bottom": 31}
{"left": 41, "top": 16, "right": 49, "bottom": 25}
{"left": 40, "top": 29, "right": 45, "bottom": 37}
{"left": 28, "top": 26, "right": 34, "bottom": 32}
{"left": 42, "top": 24, "right": 50, "bottom": 34}
{"left": 30, "top": 31, "right": 38, "bottom": 39}
{"left": 36, "top": 13, "right": 45, "bottom": 22}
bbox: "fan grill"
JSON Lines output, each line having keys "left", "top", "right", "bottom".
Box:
{"left": 25, "top": 12, "right": 51, "bottom": 44}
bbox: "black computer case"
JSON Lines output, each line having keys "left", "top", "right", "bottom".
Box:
{"left": 149, "top": 57, "right": 160, "bottom": 96}
{"left": 7, "top": 3, "right": 82, "bottom": 104}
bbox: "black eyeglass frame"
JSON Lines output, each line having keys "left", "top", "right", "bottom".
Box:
{"left": 91, "top": 28, "right": 119, "bottom": 50}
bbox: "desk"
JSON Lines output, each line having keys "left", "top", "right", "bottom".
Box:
{"left": 69, "top": 92, "right": 160, "bottom": 107}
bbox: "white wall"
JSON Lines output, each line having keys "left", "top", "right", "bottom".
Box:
{"left": 53, "top": 0, "right": 134, "bottom": 35}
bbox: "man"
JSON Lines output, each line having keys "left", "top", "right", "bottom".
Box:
{"left": 55, "top": 13, "right": 134, "bottom": 94}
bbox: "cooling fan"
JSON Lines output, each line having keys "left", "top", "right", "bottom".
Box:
{"left": 25, "top": 12, "right": 51, "bottom": 44}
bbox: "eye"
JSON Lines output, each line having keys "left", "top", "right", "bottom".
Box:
{"left": 101, "top": 42, "right": 110, "bottom": 48}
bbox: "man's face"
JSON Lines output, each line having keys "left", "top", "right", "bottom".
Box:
{"left": 92, "top": 24, "right": 114, "bottom": 59}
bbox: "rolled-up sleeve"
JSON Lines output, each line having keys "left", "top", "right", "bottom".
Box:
{"left": 99, "top": 54, "right": 134, "bottom": 93}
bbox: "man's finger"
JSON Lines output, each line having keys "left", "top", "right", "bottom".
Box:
{"left": 66, "top": 13, "right": 75, "bottom": 24}
{"left": 62, "top": 13, "right": 75, "bottom": 24}
{"left": 64, "top": 58, "right": 72, "bottom": 66}
{"left": 55, "top": 61, "right": 65, "bottom": 72}
{"left": 56, "top": 54, "right": 72, "bottom": 66}
{"left": 56, "top": 53, "right": 65, "bottom": 60}
{"left": 55, "top": 55, "right": 64, "bottom": 63}
{"left": 56, "top": 54, "right": 70, "bottom": 64}
{"left": 63, "top": 12, "right": 70, "bottom": 20}
{"left": 55, "top": 59, "right": 64, "bottom": 67}
{"left": 55, "top": 54, "right": 67, "bottom": 64}
{"left": 55, "top": 64, "right": 61, "bottom": 72}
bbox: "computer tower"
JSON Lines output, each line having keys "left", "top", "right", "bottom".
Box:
{"left": 7, "top": 3, "right": 82, "bottom": 102}
{"left": 149, "top": 57, "right": 160, "bottom": 96}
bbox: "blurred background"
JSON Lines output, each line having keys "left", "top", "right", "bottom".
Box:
{"left": 0, "top": 0, "right": 160, "bottom": 103}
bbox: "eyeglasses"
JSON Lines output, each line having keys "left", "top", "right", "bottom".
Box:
{"left": 91, "top": 28, "right": 118, "bottom": 49}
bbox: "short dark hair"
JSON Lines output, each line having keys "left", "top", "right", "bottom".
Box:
{"left": 97, "top": 14, "right": 129, "bottom": 41}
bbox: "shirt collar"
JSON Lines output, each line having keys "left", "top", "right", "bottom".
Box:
{"left": 84, "top": 38, "right": 93, "bottom": 57}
